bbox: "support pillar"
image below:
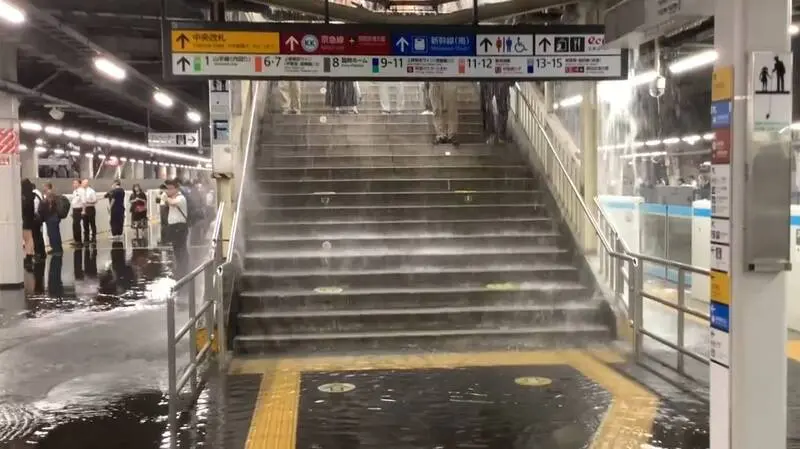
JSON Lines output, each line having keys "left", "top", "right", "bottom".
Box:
{"left": 168, "top": 165, "right": 177, "bottom": 179}
{"left": 134, "top": 161, "right": 145, "bottom": 179}
{"left": 158, "top": 165, "right": 168, "bottom": 180}
{"left": 710, "top": 0, "right": 790, "bottom": 448}
{"left": 80, "top": 155, "right": 94, "bottom": 179}
{"left": 19, "top": 147, "right": 37, "bottom": 180}
{"left": 122, "top": 161, "right": 134, "bottom": 179}
{"left": 579, "top": 1, "right": 598, "bottom": 252}
{"left": 0, "top": 42, "right": 24, "bottom": 288}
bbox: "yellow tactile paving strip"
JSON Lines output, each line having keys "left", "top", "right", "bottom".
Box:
{"left": 231, "top": 349, "right": 658, "bottom": 449}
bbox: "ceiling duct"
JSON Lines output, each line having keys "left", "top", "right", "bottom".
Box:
{"left": 604, "top": 0, "right": 714, "bottom": 48}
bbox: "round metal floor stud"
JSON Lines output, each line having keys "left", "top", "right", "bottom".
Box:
{"left": 314, "top": 286, "right": 343, "bottom": 294}
{"left": 320, "top": 115, "right": 327, "bottom": 123}
{"left": 318, "top": 382, "right": 356, "bottom": 393}
{"left": 322, "top": 241, "right": 332, "bottom": 250}
{"left": 320, "top": 87, "right": 327, "bottom": 94}
{"left": 515, "top": 377, "right": 552, "bottom": 387}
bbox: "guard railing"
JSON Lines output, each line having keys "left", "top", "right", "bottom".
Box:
{"left": 165, "top": 202, "right": 227, "bottom": 448}
{"left": 511, "top": 82, "right": 711, "bottom": 377}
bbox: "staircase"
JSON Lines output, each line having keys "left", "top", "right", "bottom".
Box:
{"left": 233, "top": 81, "right": 615, "bottom": 354}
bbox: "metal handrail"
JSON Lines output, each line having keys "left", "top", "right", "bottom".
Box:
{"left": 226, "top": 80, "right": 263, "bottom": 265}
{"left": 165, "top": 201, "right": 227, "bottom": 449}
{"left": 512, "top": 81, "right": 712, "bottom": 378}
{"left": 512, "top": 82, "right": 631, "bottom": 261}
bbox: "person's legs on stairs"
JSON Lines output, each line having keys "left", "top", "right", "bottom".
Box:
{"left": 479, "top": 83, "right": 495, "bottom": 141}
{"left": 289, "top": 81, "right": 301, "bottom": 112}
{"left": 379, "top": 82, "right": 391, "bottom": 112}
{"left": 420, "top": 82, "right": 433, "bottom": 114}
{"left": 279, "top": 81, "right": 292, "bottom": 113}
{"left": 396, "top": 82, "right": 405, "bottom": 112}
{"left": 429, "top": 83, "right": 447, "bottom": 143}
{"left": 495, "top": 85, "right": 511, "bottom": 142}
{"left": 444, "top": 83, "right": 460, "bottom": 144}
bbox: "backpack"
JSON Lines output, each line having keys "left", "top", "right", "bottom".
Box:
{"left": 55, "top": 195, "right": 70, "bottom": 219}
{"left": 180, "top": 186, "right": 205, "bottom": 225}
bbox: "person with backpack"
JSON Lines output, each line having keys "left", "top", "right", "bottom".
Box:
{"left": 175, "top": 178, "right": 205, "bottom": 245}
{"left": 39, "top": 182, "right": 66, "bottom": 256}
{"left": 105, "top": 179, "right": 126, "bottom": 241}
{"left": 31, "top": 183, "right": 46, "bottom": 258}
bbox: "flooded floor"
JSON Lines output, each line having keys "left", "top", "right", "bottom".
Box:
{"left": 0, "top": 227, "right": 728, "bottom": 449}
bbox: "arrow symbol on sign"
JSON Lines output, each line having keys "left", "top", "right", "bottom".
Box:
{"left": 176, "top": 33, "right": 190, "bottom": 49}
{"left": 395, "top": 37, "right": 409, "bottom": 52}
{"left": 285, "top": 36, "right": 299, "bottom": 51}
{"left": 479, "top": 37, "right": 492, "bottom": 53}
{"left": 538, "top": 37, "right": 552, "bottom": 53}
{"left": 189, "top": 135, "right": 197, "bottom": 144}
{"left": 177, "top": 57, "right": 191, "bottom": 72}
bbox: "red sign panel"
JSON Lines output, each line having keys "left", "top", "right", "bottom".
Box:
{"left": 712, "top": 129, "right": 731, "bottom": 164}
{"left": 280, "top": 33, "right": 390, "bottom": 55}
{"left": 0, "top": 128, "right": 19, "bottom": 155}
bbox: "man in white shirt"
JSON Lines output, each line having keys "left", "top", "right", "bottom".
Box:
{"left": 70, "top": 179, "right": 85, "bottom": 246}
{"left": 80, "top": 178, "right": 97, "bottom": 243}
{"left": 162, "top": 180, "right": 189, "bottom": 271}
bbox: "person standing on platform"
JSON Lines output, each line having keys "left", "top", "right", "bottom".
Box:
{"left": 106, "top": 179, "right": 126, "bottom": 241}
{"left": 21, "top": 179, "right": 37, "bottom": 267}
{"left": 280, "top": 81, "right": 301, "bottom": 114}
{"left": 70, "top": 179, "right": 84, "bottom": 247}
{"left": 157, "top": 183, "right": 169, "bottom": 245}
{"left": 129, "top": 184, "right": 148, "bottom": 240}
{"left": 81, "top": 178, "right": 98, "bottom": 244}
{"left": 379, "top": 82, "right": 405, "bottom": 113}
{"left": 430, "top": 82, "right": 459, "bottom": 145}
{"left": 162, "top": 180, "right": 189, "bottom": 272}
{"left": 39, "top": 183, "right": 64, "bottom": 256}
{"left": 326, "top": 81, "right": 359, "bottom": 114}
{"left": 479, "top": 81, "right": 513, "bottom": 144}
{"left": 31, "top": 183, "right": 46, "bottom": 259}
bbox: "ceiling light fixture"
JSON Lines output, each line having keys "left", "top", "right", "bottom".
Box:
{"left": 668, "top": 50, "right": 718, "bottom": 74}
{"left": 0, "top": 0, "right": 25, "bottom": 25}
{"left": 153, "top": 91, "right": 174, "bottom": 108}
{"left": 20, "top": 121, "right": 42, "bottom": 132}
{"left": 44, "top": 125, "right": 63, "bottom": 136}
{"left": 93, "top": 57, "right": 127, "bottom": 81}
{"left": 186, "top": 110, "right": 202, "bottom": 123}
{"left": 64, "top": 129, "right": 80, "bottom": 138}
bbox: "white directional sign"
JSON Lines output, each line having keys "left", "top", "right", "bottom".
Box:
{"left": 172, "top": 53, "right": 623, "bottom": 79}
{"left": 148, "top": 132, "right": 200, "bottom": 148}
{"left": 475, "top": 34, "right": 534, "bottom": 56}
{"left": 534, "top": 34, "right": 617, "bottom": 56}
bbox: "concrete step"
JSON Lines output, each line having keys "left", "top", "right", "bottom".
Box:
{"left": 249, "top": 217, "right": 556, "bottom": 237}
{"left": 243, "top": 245, "right": 571, "bottom": 271}
{"left": 269, "top": 112, "right": 483, "bottom": 126}
{"left": 263, "top": 142, "right": 508, "bottom": 157}
{"left": 255, "top": 190, "right": 542, "bottom": 207}
{"left": 263, "top": 131, "right": 485, "bottom": 146}
{"left": 283, "top": 98, "right": 478, "bottom": 111}
{"left": 233, "top": 324, "right": 612, "bottom": 354}
{"left": 268, "top": 121, "right": 485, "bottom": 135}
{"left": 261, "top": 154, "right": 523, "bottom": 168}
{"left": 254, "top": 165, "right": 531, "bottom": 180}
{"left": 257, "top": 177, "right": 538, "bottom": 194}
{"left": 237, "top": 302, "right": 604, "bottom": 335}
{"left": 253, "top": 203, "right": 549, "bottom": 221}
{"left": 245, "top": 231, "right": 561, "bottom": 252}
{"left": 241, "top": 262, "right": 579, "bottom": 290}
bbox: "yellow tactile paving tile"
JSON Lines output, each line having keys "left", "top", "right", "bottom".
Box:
{"left": 234, "top": 349, "right": 658, "bottom": 449}
{"left": 787, "top": 340, "right": 800, "bottom": 362}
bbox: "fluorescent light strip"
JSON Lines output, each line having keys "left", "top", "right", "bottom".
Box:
{"left": 0, "top": 0, "right": 25, "bottom": 24}
{"left": 18, "top": 120, "right": 210, "bottom": 164}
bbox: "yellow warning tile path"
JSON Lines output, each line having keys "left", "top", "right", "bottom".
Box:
{"left": 232, "top": 350, "right": 658, "bottom": 449}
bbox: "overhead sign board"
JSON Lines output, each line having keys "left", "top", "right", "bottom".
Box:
{"left": 148, "top": 132, "right": 200, "bottom": 148}
{"left": 170, "top": 30, "right": 280, "bottom": 54}
{"left": 164, "top": 22, "right": 627, "bottom": 81}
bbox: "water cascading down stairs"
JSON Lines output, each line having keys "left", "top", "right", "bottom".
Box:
{"left": 233, "top": 81, "right": 615, "bottom": 354}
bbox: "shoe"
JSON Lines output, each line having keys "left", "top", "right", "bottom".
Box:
{"left": 381, "top": 109, "right": 390, "bottom": 114}
{"left": 433, "top": 136, "right": 447, "bottom": 145}
{"left": 420, "top": 110, "right": 434, "bottom": 115}
{"left": 486, "top": 134, "right": 497, "bottom": 144}
{"left": 448, "top": 136, "right": 459, "bottom": 147}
